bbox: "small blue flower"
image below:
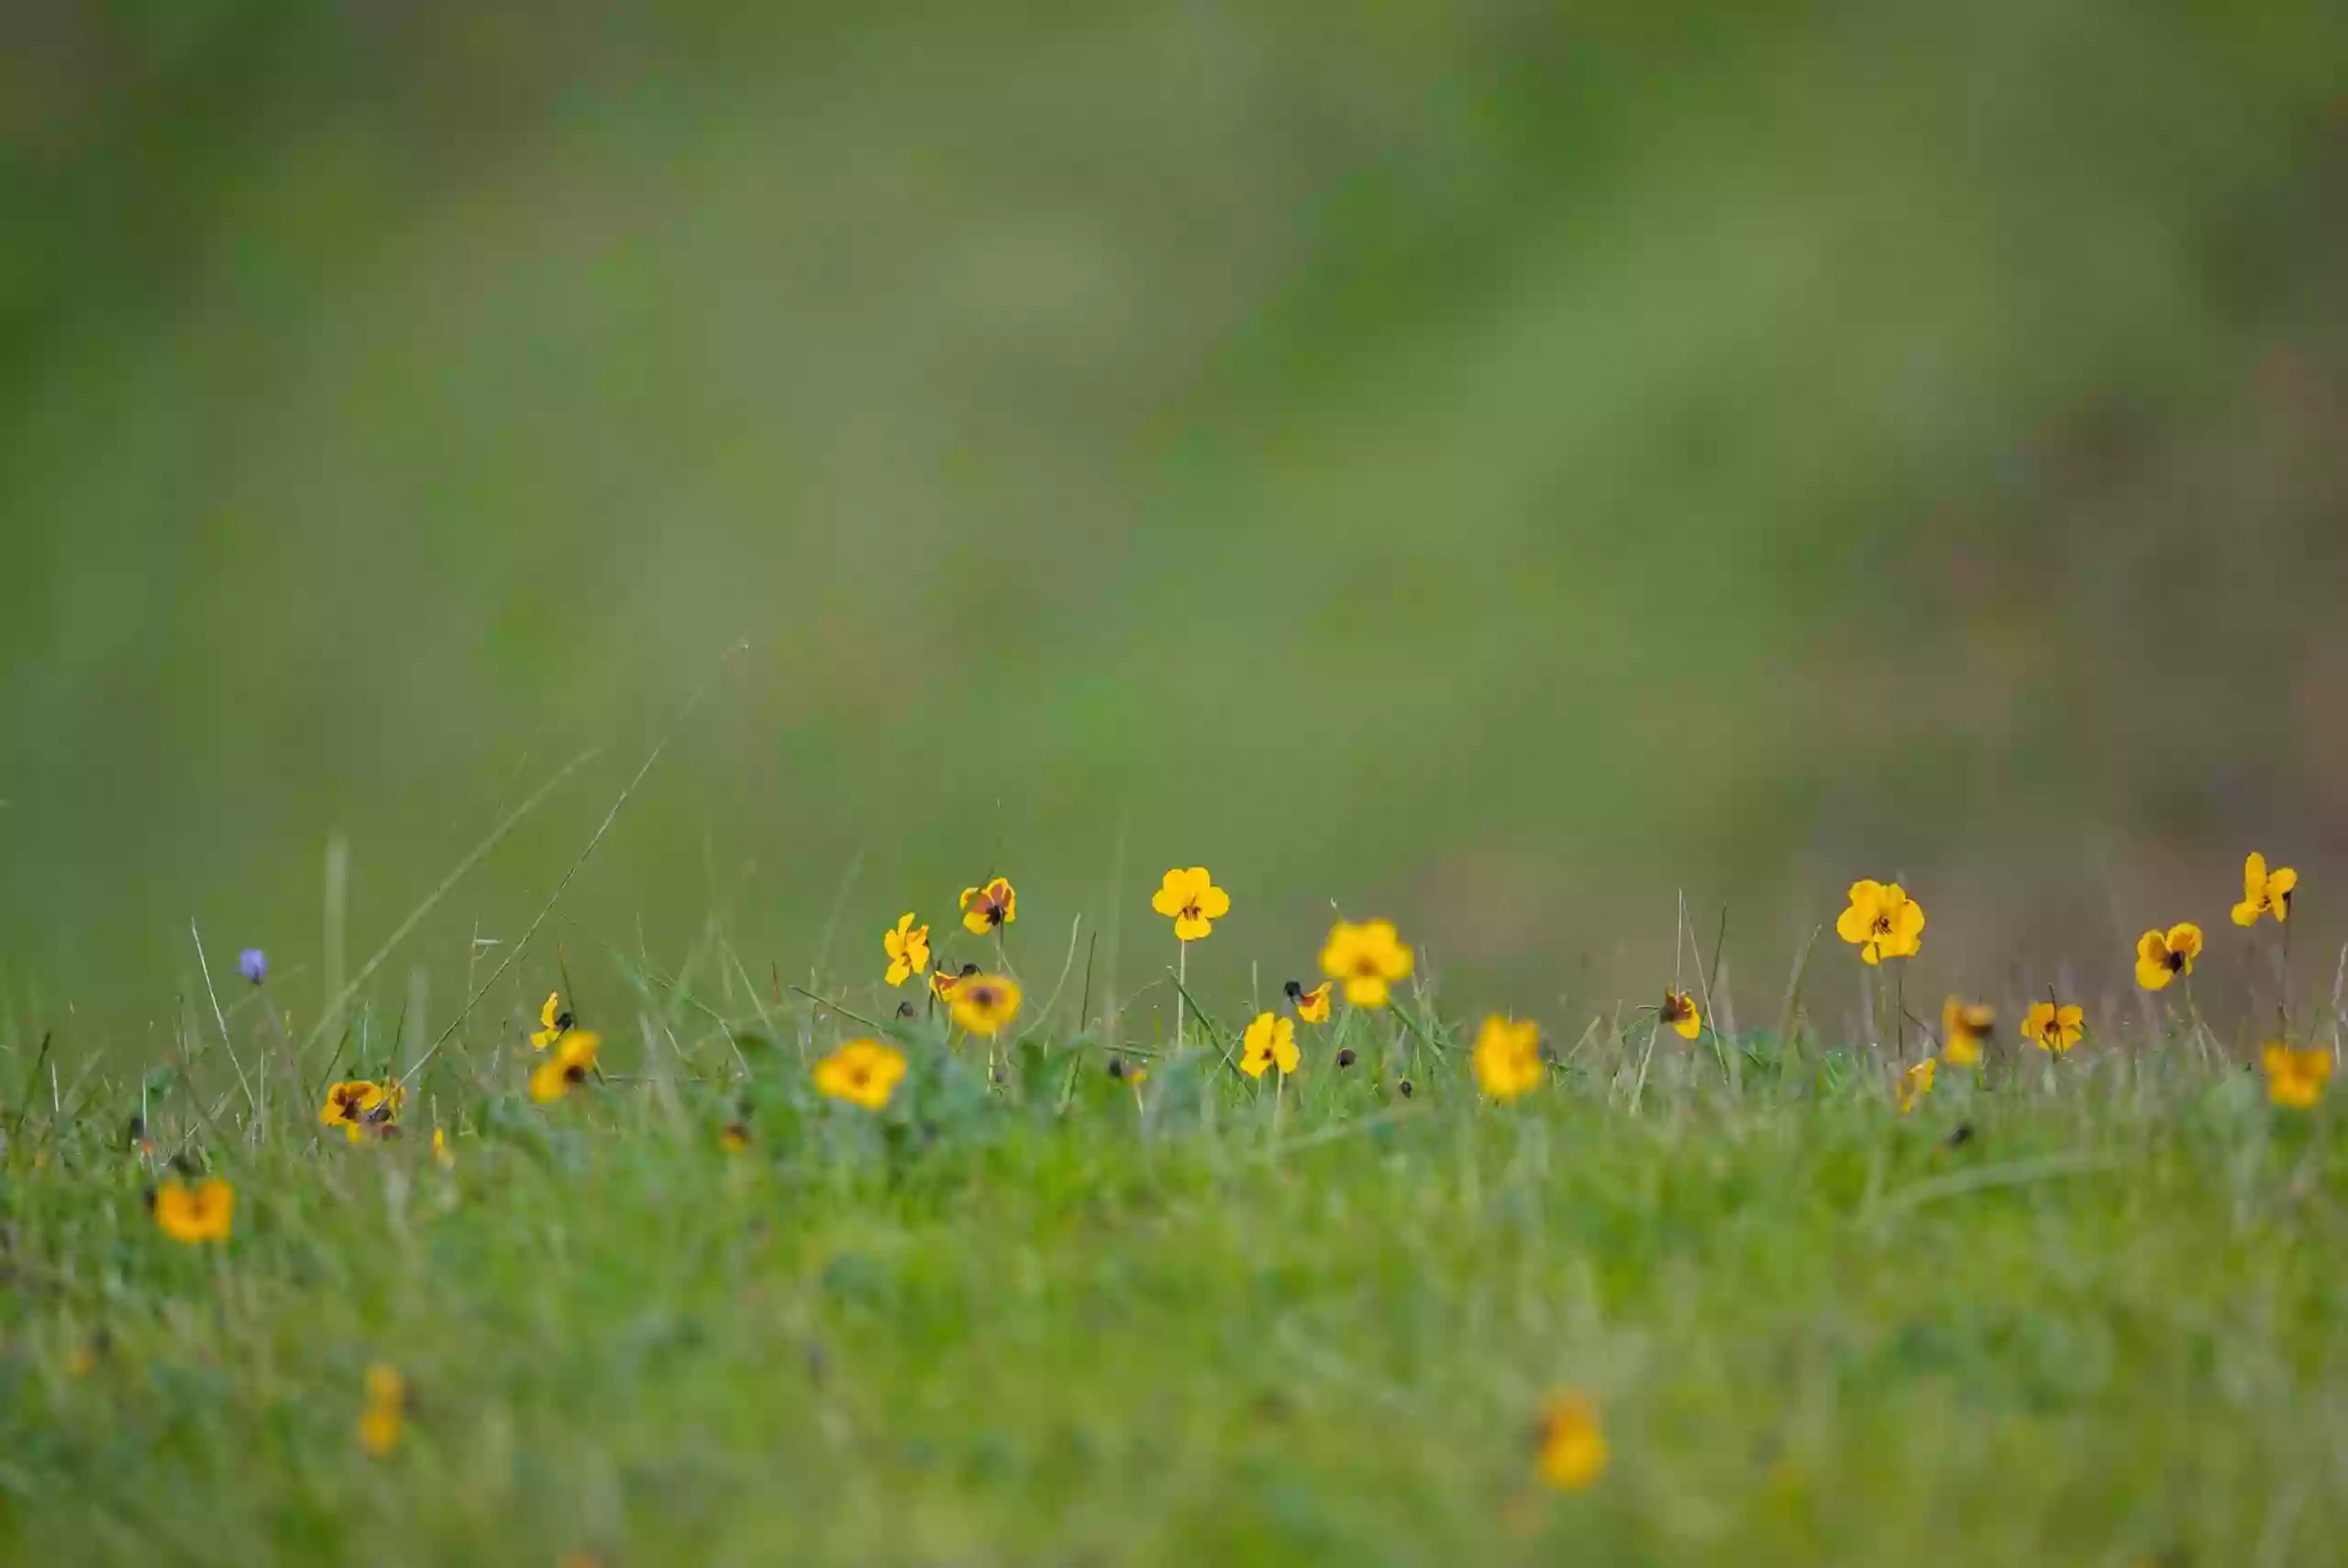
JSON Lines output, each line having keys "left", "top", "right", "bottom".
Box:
{"left": 238, "top": 949, "right": 268, "bottom": 985}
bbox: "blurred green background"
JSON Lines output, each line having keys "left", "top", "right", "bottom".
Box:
{"left": 6, "top": 1, "right": 2348, "bottom": 1050}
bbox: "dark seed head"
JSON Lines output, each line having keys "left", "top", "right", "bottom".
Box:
{"left": 1336, "top": 1047, "right": 1357, "bottom": 1068}
{"left": 555, "top": 1012, "right": 576, "bottom": 1032}
{"left": 1943, "top": 1123, "right": 1976, "bottom": 1148}
{"left": 1282, "top": 979, "right": 1303, "bottom": 1000}
{"left": 1397, "top": 1078, "right": 1414, "bottom": 1098}
{"left": 125, "top": 1114, "right": 146, "bottom": 1143}
{"left": 140, "top": 1185, "right": 158, "bottom": 1212}
{"left": 170, "top": 1154, "right": 199, "bottom": 1177}
{"left": 959, "top": 962, "right": 980, "bottom": 977}
{"left": 1106, "top": 1057, "right": 1127, "bottom": 1080}
{"left": 896, "top": 1001, "right": 918, "bottom": 1018}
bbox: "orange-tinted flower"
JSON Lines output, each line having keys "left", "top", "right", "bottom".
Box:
{"left": 1835, "top": 879, "right": 1924, "bottom": 965}
{"left": 2263, "top": 1042, "right": 2332, "bottom": 1109}
{"left": 931, "top": 962, "right": 977, "bottom": 1004}
{"left": 2232, "top": 853, "right": 2298, "bottom": 927}
{"left": 959, "top": 878, "right": 1017, "bottom": 936}
{"left": 1535, "top": 1391, "right": 1609, "bottom": 1491}
{"left": 1285, "top": 979, "right": 1334, "bottom": 1025}
{"left": 1319, "top": 920, "right": 1414, "bottom": 1009}
{"left": 1660, "top": 990, "right": 1700, "bottom": 1040}
{"left": 1941, "top": 999, "right": 1993, "bottom": 1066}
{"left": 948, "top": 973, "right": 1022, "bottom": 1038}
{"left": 1150, "top": 867, "right": 1231, "bottom": 942}
{"left": 2133, "top": 923, "right": 2204, "bottom": 990}
{"left": 813, "top": 1039, "right": 906, "bottom": 1111}
{"left": 150, "top": 1177, "right": 235, "bottom": 1243}
{"left": 882, "top": 913, "right": 931, "bottom": 988}
{"left": 1472, "top": 1015, "right": 1544, "bottom": 1101}
{"left": 317, "top": 1078, "right": 403, "bottom": 1143}
{"left": 529, "top": 1031, "right": 602, "bottom": 1103}
{"left": 1896, "top": 1057, "right": 1936, "bottom": 1114}
{"left": 2021, "top": 1000, "right": 2084, "bottom": 1055}
{"left": 1239, "top": 1012, "right": 1301, "bottom": 1079}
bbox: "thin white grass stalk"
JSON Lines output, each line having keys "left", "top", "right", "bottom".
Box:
{"left": 323, "top": 831, "right": 349, "bottom": 1051}
{"left": 1175, "top": 941, "right": 1187, "bottom": 1055}
{"left": 1030, "top": 915, "right": 1086, "bottom": 1029}
{"left": 808, "top": 849, "right": 864, "bottom": 990}
{"left": 188, "top": 921, "right": 258, "bottom": 1125}
{"left": 2328, "top": 943, "right": 2346, "bottom": 1067}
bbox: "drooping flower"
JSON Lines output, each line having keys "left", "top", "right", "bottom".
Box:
{"left": 1835, "top": 879, "right": 1924, "bottom": 965}
{"left": 359, "top": 1364, "right": 406, "bottom": 1457}
{"left": 882, "top": 913, "right": 931, "bottom": 988}
{"left": 318, "top": 1079, "right": 403, "bottom": 1143}
{"left": 2232, "top": 853, "right": 2298, "bottom": 927}
{"left": 1941, "top": 999, "right": 1993, "bottom": 1066}
{"left": 2263, "top": 1043, "right": 2332, "bottom": 1109}
{"left": 948, "top": 974, "right": 1022, "bottom": 1037}
{"left": 529, "top": 1031, "right": 602, "bottom": 1103}
{"left": 1535, "top": 1391, "right": 1609, "bottom": 1491}
{"left": 1284, "top": 979, "right": 1334, "bottom": 1025}
{"left": 813, "top": 1039, "right": 907, "bottom": 1111}
{"left": 531, "top": 991, "right": 574, "bottom": 1051}
{"left": 2021, "top": 1000, "right": 2084, "bottom": 1055}
{"left": 1239, "top": 1012, "right": 1301, "bottom": 1079}
{"left": 931, "top": 962, "right": 978, "bottom": 1005}
{"left": 150, "top": 1177, "right": 235, "bottom": 1243}
{"left": 1320, "top": 920, "right": 1414, "bottom": 1009}
{"left": 237, "top": 949, "right": 268, "bottom": 985}
{"left": 1897, "top": 1057, "right": 1936, "bottom": 1114}
{"left": 959, "top": 878, "right": 1017, "bottom": 936}
{"left": 2133, "top": 923, "right": 2204, "bottom": 990}
{"left": 1660, "top": 990, "right": 1700, "bottom": 1040}
{"left": 1472, "top": 1015, "right": 1544, "bottom": 1102}
{"left": 1150, "top": 867, "right": 1231, "bottom": 943}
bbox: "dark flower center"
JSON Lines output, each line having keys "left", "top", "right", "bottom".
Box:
{"left": 2165, "top": 950, "right": 2186, "bottom": 973}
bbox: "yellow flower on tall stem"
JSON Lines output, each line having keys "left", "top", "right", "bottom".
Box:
{"left": 1659, "top": 990, "right": 1700, "bottom": 1040}
{"left": 318, "top": 1079, "right": 404, "bottom": 1143}
{"left": 882, "top": 913, "right": 930, "bottom": 988}
{"left": 2021, "top": 1000, "right": 2084, "bottom": 1056}
{"left": 1941, "top": 999, "right": 1993, "bottom": 1066}
{"left": 1896, "top": 1058, "right": 1936, "bottom": 1114}
{"left": 150, "top": 1177, "right": 235, "bottom": 1243}
{"left": 948, "top": 974, "right": 1022, "bottom": 1038}
{"left": 1320, "top": 920, "right": 1414, "bottom": 1009}
{"left": 813, "top": 1039, "right": 907, "bottom": 1111}
{"left": 1150, "top": 867, "right": 1230, "bottom": 942}
{"left": 359, "top": 1364, "right": 407, "bottom": 1457}
{"left": 2133, "top": 923, "right": 2204, "bottom": 990}
{"left": 1535, "top": 1391, "right": 1609, "bottom": 1491}
{"left": 1239, "top": 1012, "right": 1301, "bottom": 1079}
{"left": 959, "top": 878, "right": 1017, "bottom": 936}
{"left": 529, "top": 1032, "right": 602, "bottom": 1103}
{"left": 1285, "top": 979, "right": 1334, "bottom": 1024}
{"left": 2232, "top": 853, "right": 2298, "bottom": 927}
{"left": 1835, "top": 880, "right": 1924, "bottom": 965}
{"left": 531, "top": 991, "right": 572, "bottom": 1050}
{"left": 1472, "top": 1015, "right": 1544, "bottom": 1101}
{"left": 2262, "top": 1043, "right": 2331, "bottom": 1108}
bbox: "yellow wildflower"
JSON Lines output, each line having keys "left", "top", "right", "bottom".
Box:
{"left": 2133, "top": 923, "right": 2204, "bottom": 990}
{"left": 1472, "top": 1015, "right": 1544, "bottom": 1101}
{"left": 317, "top": 1078, "right": 403, "bottom": 1143}
{"left": 1239, "top": 1012, "right": 1301, "bottom": 1079}
{"left": 948, "top": 973, "right": 1022, "bottom": 1038}
{"left": 813, "top": 1039, "right": 907, "bottom": 1111}
{"left": 2232, "top": 853, "right": 2298, "bottom": 927}
{"left": 1535, "top": 1391, "right": 1609, "bottom": 1491}
{"left": 150, "top": 1177, "right": 235, "bottom": 1243}
{"left": 1320, "top": 920, "right": 1414, "bottom": 1009}
{"left": 1941, "top": 999, "right": 1993, "bottom": 1066}
{"left": 528, "top": 1031, "right": 602, "bottom": 1103}
{"left": 1286, "top": 979, "right": 1334, "bottom": 1024}
{"left": 2021, "top": 1000, "right": 2084, "bottom": 1055}
{"left": 1835, "top": 879, "right": 1924, "bottom": 965}
{"left": 882, "top": 913, "right": 930, "bottom": 988}
{"left": 959, "top": 878, "right": 1016, "bottom": 936}
{"left": 2263, "top": 1043, "right": 2332, "bottom": 1109}
{"left": 531, "top": 991, "right": 572, "bottom": 1050}
{"left": 359, "top": 1364, "right": 406, "bottom": 1458}
{"left": 431, "top": 1127, "right": 456, "bottom": 1169}
{"left": 1150, "top": 867, "right": 1231, "bottom": 942}
{"left": 718, "top": 1122, "right": 750, "bottom": 1154}
{"left": 1897, "top": 1057, "right": 1936, "bottom": 1114}
{"left": 1660, "top": 990, "right": 1700, "bottom": 1040}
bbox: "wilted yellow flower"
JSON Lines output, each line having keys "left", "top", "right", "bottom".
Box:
{"left": 359, "top": 1364, "right": 406, "bottom": 1458}
{"left": 1897, "top": 1057, "right": 1936, "bottom": 1114}
{"left": 1472, "top": 1015, "right": 1544, "bottom": 1101}
{"left": 931, "top": 962, "right": 977, "bottom": 1004}
{"left": 882, "top": 913, "right": 930, "bottom": 988}
{"left": 813, "top": 1039, "right": 907, "bottom": 1111}
{"left": 1835, "top": 879, "right": 1924, "bottom": 965}
{"left": 2263, "top": 1043, "right": 2332, "bottom": 1109}
{"left": 959, "top": 878, "right": 1017, "bottom": 936}
{"left": 1941, "top": 999, "right": 1993, "bottom": 1066}
{"left": 1150, "top": 867, "right": 1231, "bottom": 942}
{"left": 1287, "top": 979, "right": 1334, "bottom": 1024}
{"left": 2232, "top": 853, "right": 2298, "bottom": 927}
{"left": 1239, "top": 1012, "right": 1301, "bottom": 1079}
{"left": 2134, "top": 923, "right": 2204, "bottom": 990}
{"left": 529, "top": 1031, "right": 602, "bottom": 1103}
{"left": 1320, "top": 920, "right": 1414, "bottom": 1009}
{"left": 1535, "top": 1391, "right": 1608, "bottom": 1491}
{"left": 1659, "top": 990, "right": 1700, "bottom": 1040}
{"left": 150, "top": 1177, "right": 235, "bottom": 1243}
{"left": 531, "top": 991, "right": 572, "bottom": 1050}
{"left": 2021, "top": 1000, "right": 2084, "bottom": 1055}
{"left": 317, "top": 1078, "right": 403, "bottom": 1143}
{"left": 948, "top": 973, "right": 1022, "bottom": 1038}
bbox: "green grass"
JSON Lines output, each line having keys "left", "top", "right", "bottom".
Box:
{"left": 3, "top": 974, "right": 2341, "bottom": 1565}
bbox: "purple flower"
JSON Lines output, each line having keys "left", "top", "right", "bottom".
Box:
{"left": 238, "top": 949, "right": 268, "bottom": 985}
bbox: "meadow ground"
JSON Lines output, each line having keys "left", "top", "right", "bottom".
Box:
{"left": 2, "top": 900, "right": 2343, "bottom": 1568}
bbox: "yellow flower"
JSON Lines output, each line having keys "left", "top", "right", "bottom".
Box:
{"left": 2263, "top": 1042, "right": 2332, "bottom": 1109}
{"left": 948, "top": 973, "right": 1021, "bottom": 1038}
{"left": 813, "top": 1039, "right": 907, "bottom": 1111}
{"left": 1472, "top": 1015, "right": 1544, "bottom": 1101}
{"left": 1287, "top": 979, "right": 1334, "bottom": 1025}
{"left": 2133, "top": 923, "right": 2204, "bottom": 990}
{"left": 531, "top": 991, "right": 573, "bottom": 1051}
{"left": 1239, "top": 1012, "right": 1300, "bottom": 1079}
{"left": 718, "top": 1123, "right": 750, "bottom": 1154}
{"left": 1535, "top": 1391, "right": 1609, "bottom": 1491}
{"left": 2021, "top": 1000, "right": 2084, "bottom": 1055}
{"left": 2232, "top": 853, "right": 2298, "bottom": 927}
{"left": 529, "top": 1031, "right": 602, "bottom": 1103}
{"left": 359, "top": 1364, "right": 406, "bottom": 1458}
{"left": 317, "top": 1078, "right": 403, "bottom": 1143}
{"left": 150, "top": 1177, "right": 235, "bottom": 1243}
{"left": 1941, "top": 999, "right": 1993, "bottom": 1066}
{"left": 1320, "top": 920, "right": 1415, "bottom": 1009}
{"left": 959, "top": 878, "right": 1017, "bottom": 936}
{"left": 431, "top": 1128, "right": 456, "bottom": 1169}
{"left": 882, "top": 913, "right": 930, "bottom": 988}
{"left": 931, "top": 963, "right": 977, "bottom": 1004}
{"left": 1660, "top": 990, "right": 1700, "bottom": 1040}
{"left": 1150, "top": 867, "right": 1231, "bottom": 942}
{"left": 1834, "top": 879, "right": 1924, "bottom": 965}
{"left": 1897, "top": 1057, "right": 1936, "bottom": 1114}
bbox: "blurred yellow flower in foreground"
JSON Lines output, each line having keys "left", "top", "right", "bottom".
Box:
{"left": 814, "top": 1039, "right": 907, "bottom": 1111}
{"left": 959, "top": 878, "right": 1016, "bottom": 936}
{"left": 1321, "top": 920, "right": 1414, "bottom": 1009}
{"left": 1240, "top": 1012, "right": 1300, "bottom": 1079}
{"left": 1473, "top": 1016, "right": 1543, "bottom": 1102}
{"left": 1941, "top": 999, "right": 1993, "bottom": 1066}
{"left": 1660, "top": 990, "right": 1700, "bottom": 1041}
{"left": 1836, "top": 879, "right": 1923, "bottom": 965}
{"left": 1535, "top": 1391, "right": 1609, "bottom": 1491}
{"left": 1897, "top": 1058, "right": 1936, "bottom": 1114}
{"left": 529, "top": 1032, "right": 601, "bottom": 1103}
{"left": 150, "top": 1177, "right": 235, "bottom": 1243}
{"left": 949, "top": 974, "right": 1022, "bottom": 1038}
{"left": 2022, "top": 1001, "right": 2084, "bottom": 1056}
{"left": 2232, "top": 853, "right": 2297, "bottom": 927}
{"left": 359, "top": 1364, "right": 406, "bottom": 1457}
{"left": 1151, "top": 867, "right": 1231, "bottom": 942}
{"left": 2263, "top": 1043, "right": 2331, "bottom": 1109}
{"left": 882, "top": 913, "right": 930, "bottom": 988}
{"left": 2133, "top": 923, "right": 2203, "bottom": 990}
